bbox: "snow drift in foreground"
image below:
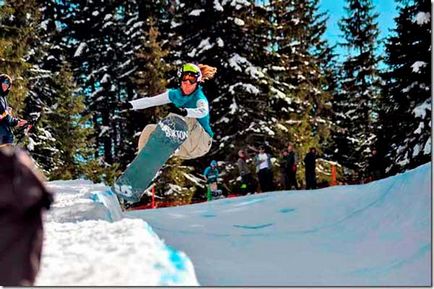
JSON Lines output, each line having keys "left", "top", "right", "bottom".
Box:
{"left": 35, "top": 163, "right": 431, "bottom": 286}
{"left": 35, "top": 181, "right": 198, "bottom": 286}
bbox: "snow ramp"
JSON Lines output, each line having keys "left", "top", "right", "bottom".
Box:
{"left": 128, "top": 163, "right": 432, "bottom": 286}
{"left": 35, "top": 180, "right": 199, "bottom": 286}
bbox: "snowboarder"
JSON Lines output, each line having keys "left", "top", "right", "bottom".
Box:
{"left": 119, "top": 63, "right": 217, "bottom": 159}
{"left": 0, "top": 74, "right": 28, "bottom": 146}
{"left": 203, "top": 160, "right": 222, "bottom": 200}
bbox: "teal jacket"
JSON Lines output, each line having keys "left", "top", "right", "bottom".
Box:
{"left": 203, "top": 166, "right": 219, "bottom": 184}
{"left": 168, "top": 86, "right": 214, "bottom": 137}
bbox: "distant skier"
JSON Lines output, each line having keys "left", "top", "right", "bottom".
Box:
{"left": 119, "top": 63, "right": 217, "bottom": 159}
{"left": 0, "top": 74, "right": 28, "bottom": 146}
{"left": 203, "top": 160, "right": 222, "bottom": 200}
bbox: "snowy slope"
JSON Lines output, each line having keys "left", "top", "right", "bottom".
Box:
{"left": 128, "top": 163, "right": 432, "bottom": 286}
{"left": 35, "top": 163, "right": 431, "bottom": 286}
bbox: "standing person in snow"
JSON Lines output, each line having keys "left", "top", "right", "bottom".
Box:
{"left": 255, "top": 145, "right": 274, "bottom": 193}
{"left": 118, "top": 63, "right": 217, "bottom": 160}
{"left": 287, "top": 143, "right": 299, "bottom": 190}
{"left": 279, "top": 149, "right": 291, "bottom": 190}
{"left": 0, "top": 74, "right": 28, "bottom": 146}
{"left": 237, "top": 148, "right": 257, "bottom": 195}
{"left": 304, "top": 147, "right": 317, "bottom": 189}
{"left": 0, "top": 146, "right": 53, "bottom": 286}
{"left": 203, "top": 160, "right": 222, "bottom": 200}
{"left": 366, "top": 147, "right": 384, "bottom": 182}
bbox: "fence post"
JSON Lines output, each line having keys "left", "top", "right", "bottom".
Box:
{"left": 330, "top": 164, "right": 337, "bottom": 186}
{"left": 151, "top": 185, "right": 156, "bottom": 209}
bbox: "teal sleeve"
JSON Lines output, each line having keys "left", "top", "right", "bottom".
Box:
{"left": 168, "top": 89, "right": 179, "bottom": 104}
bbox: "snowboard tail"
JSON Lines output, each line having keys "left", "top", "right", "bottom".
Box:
{"left": 112, "top": 114, "right": 188, "bottom": 202}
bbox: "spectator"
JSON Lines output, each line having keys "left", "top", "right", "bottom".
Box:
{"left": 0, "top": 74, "right": 28, "bottom": 146}
{"left": 279, "top": 149, "right": 291, "bottom": 190}
{"left": 237, "top": 149, "right": 257, "bottom": 194}
{"left": 203, "top": 160, "right": 222, "bottom": 200}
{"left": 0, "top": 146, "right": 53, "bottom": 286}
{"left": 255, "top": 145, "right": 274, "bottom": 192}
{"left": 367, "top": 147, "right": 384, "bottom": 181}
{"left": 287, "top": 143, "right": 298, "bottom": 189}
{"left": 304, "top": 147, "right": 317, "bottom": 189}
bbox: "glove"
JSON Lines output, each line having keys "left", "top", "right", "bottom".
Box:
{"left": 117, "top": 101, "right": 133, "bottom": 110}
{"left": 168, "top": 103, "right": 187, "bottom": 116}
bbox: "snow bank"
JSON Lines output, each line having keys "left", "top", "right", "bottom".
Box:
{"left": 35, "top": 180, "right": 199, "bottom": 286}
{"left": 128, "top": 163, "right": 432, "bottom": 286}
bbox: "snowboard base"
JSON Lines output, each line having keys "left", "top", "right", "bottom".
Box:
{"left": 112, "top": 114, "right": 188, "bottom": 203}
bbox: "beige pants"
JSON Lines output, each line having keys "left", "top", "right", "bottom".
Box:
{"left": 138, "top": 114, "right": 212, "bottom": 160}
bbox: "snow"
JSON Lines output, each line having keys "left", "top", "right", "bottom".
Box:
{"left": 189, "top": 9, "right": 204, "bottom": 16}
{"left": 74, "top": 42, "right": 88, "bottom": 57}
{"left": 415, "top": 12, "right": 430, "bottom": 25}
{"left": 34, "top": 163, "right": 431, "bottom": 286}
{"left": 228, "top": 54, "right": 265, "bottom": 79}
{"left": 423, "top": 138, "right": 431, "bottom": 154}
{"left": 229, "top": 82, "right": 259, "bottom": 95}
{"left": 216, "top": 37, "right": 224, "bottom": 47}
{"left": 414, "top": 122, "right": 424, "bottom": 134}
{"left": 100, "top": 73, "right": 110, "bottom": 84}
{"left": 229, "top": 97, "right": 238, "bottom": 114}
{"left": 234, "top": 17, "right": 245, "bottom": 26}
{"left": 214, "top": 0, "right": 224, "bottom": 11}
{"left": 98, "top": 126, "right": 110, "bottom": 137}
{"left": 35, "top": 180, "right": 198, "bottom": 286}
{"left": 411, "top": 61, "right": 427, "bottom": 73}
{"left": 413, "top": 98, "right": 431, "bottom": 118}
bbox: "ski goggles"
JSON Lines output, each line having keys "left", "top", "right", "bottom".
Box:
{"left": 1, "top": 78, "right": 11, "bottom": 88}
{"left": 180, "top": 72, "right": 198, "bottom": 84}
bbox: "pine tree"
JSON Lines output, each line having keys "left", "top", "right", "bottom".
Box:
{"left": 29, "top": 66, "right": 93, "bottom": 179}
{"left": 0, "top": 0, "right": 38, "bottom": 114}
{"left": 169, "top": 0, "right": 276, "bottom": 161}
{"left": 379, "top": 0, "right": 431, "bottom": 174}
{"left": 335, "top": 0, "right": 381, "bottom": 176}
{"left": 267, "top": 0, "right": 336, "bottom": 185}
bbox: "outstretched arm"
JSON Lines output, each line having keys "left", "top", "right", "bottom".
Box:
{"left": 185, "top": 99, "right": 209, "bottom": 118}
{"left": 129, "top": 91, "right": 171, "bottom": 110}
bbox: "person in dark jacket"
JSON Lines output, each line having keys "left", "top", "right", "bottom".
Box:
{"left": 367, "top": 147, "right": 384, "bottom": 181}
{"left": 279, "top": 149, "right": 291, "bottom": 190}
{"left": 0, "top": 146, "right": 53, "bottom": 286}
{"left": 237, "top": 149, "right": 257, "bottom": 194}
{"left": 287, "top": 143, "right": 298, "bottom": 189}
{"left": 304, "top": 147, "right": 317, "bottom": 189}
{"left": 0, "top": 74, "right": 28, "bottom": 146}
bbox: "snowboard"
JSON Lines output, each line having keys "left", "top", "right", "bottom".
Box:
{"left": 112, "top": 114, "right": 188, "bottom": 202}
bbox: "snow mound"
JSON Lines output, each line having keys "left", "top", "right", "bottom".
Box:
{"left": 36, "top": 180, "right": 199, "bottom": 286}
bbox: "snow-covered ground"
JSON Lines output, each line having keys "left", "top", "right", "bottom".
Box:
{"left": 35, "top": 181, "right": 198, "bottom": 286}
{"left": 36, "top": 163, "right": 431, "bottom": 286}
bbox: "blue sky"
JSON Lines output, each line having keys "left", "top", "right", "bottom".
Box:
{"left": 319, "top": 0, "right": 398, "bottom": 60}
